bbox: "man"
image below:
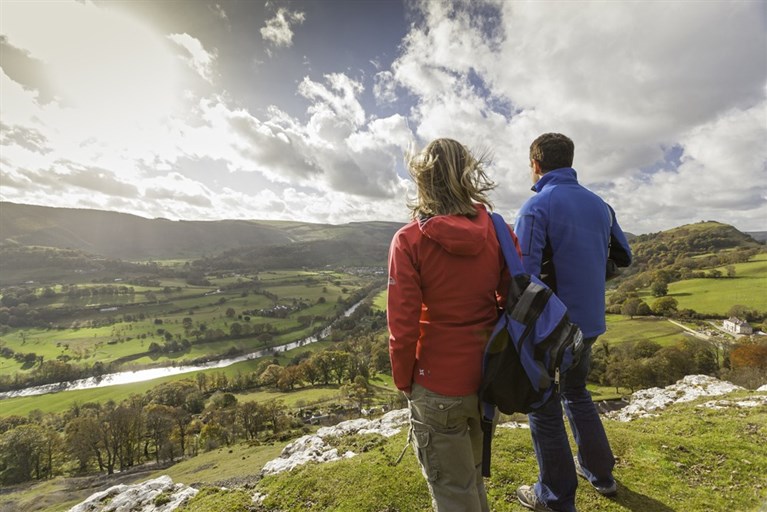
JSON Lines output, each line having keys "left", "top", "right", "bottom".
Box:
{"left": 513, "top": 133, "right": 632, "bottom": 512}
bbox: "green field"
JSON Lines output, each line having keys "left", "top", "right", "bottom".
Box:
{"left": 602, "top": 315, "right": 689, "bottom": 348}
{"left": 0, "top": 270, "right": 368, "bottom": 378}
{"left": 667, "top": 254, "right": 767, "bottom": 314}
{"left": 371, "top": 289, "right": 387, "bottom": 312}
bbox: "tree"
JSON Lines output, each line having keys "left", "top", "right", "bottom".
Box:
{"left": 259, "top": 364, "right": 284, "bottom": 388}
{"left": 731, "top": 343, "right": 767, "bottom": 370}
{"left": 652, "top": 296, "right": 678, "bottom": 317}
{"left": 238, "top": 401, "right": 266, "bottom": 440}
{"left": 148, "top": 380, "right": 198, "bottom": 409}
{"left": 299, "top": 359, "right": 321, "bottom": 386}
{"left": 311, "top": 352, "right": 334, "bottom": 385}
{"left": 651, "top": 280, "right": 668, "bottom": 297}
{"left": 342, "top": 375, "right": 373, "bottom": 414}
{"left": 728, "top": 305, "right": 758, "bottom": 323}
{"left": 652, "top": 346, "right": 695, "bottom": 385}
{"left": 327, "top": 351, "right": 351, "bottom": 384}
{"left": 632, "top": 340, "right": 662, "bottom": 359}
{"left": 145, "top": 404, "right": 176, "bottom": 464}
{"left": 225, "top": 307, "right": 236, "bottom": 318}
{"left": 620, "top": 298, "right": 643, "bottom": 319}
{"left": 0, "top": 424, "right": 48, "bottom": 484}
{"left": 277, "top": 365, "right": 304, "bottom": 391}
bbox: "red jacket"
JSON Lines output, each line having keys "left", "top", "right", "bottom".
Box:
{"left": 387, "top": 204, "right": 517, "bottom": 396}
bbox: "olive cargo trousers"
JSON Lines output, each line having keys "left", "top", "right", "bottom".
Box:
{"left": 408, "top": 383, "right": 490, "bottom": 512}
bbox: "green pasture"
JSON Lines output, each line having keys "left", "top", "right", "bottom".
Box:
{"left": 667, "top": 270, "right": 766, "bottom": 315}
{"left": 371, "top": 289, "right": 387, "bottom": 312}
{"left": 234, "top": 385, "right": 343, "bottom": 408}
{"left": 257, "top": 269, "right": 345, "bottom": 282}
{"left": 602, "top": 315, "right": 688, "bottom": 348}
{"left": 150, "top": 441, "right": 284, "bottom": 486}
{"left": 0, "top": 269, "right": 368, "bottom": 377}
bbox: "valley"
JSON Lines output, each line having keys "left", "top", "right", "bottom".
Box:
{"left": 0, "top": 203, "right": 765, "bottom": 511}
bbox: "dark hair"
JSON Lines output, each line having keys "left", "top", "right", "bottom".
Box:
{"left": 529, "top": 133, "right": 574, "bottom": 172}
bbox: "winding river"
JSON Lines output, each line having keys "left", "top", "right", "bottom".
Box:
{"left": 0, "top": 300, "right": 365, "bottom": 400}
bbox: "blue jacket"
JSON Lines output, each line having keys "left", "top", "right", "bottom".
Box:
{"left": 514, "top": 168, "right": 631, "bottom": 337}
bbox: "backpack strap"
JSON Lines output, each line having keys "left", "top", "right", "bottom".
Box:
{"left": 480, "top": 211, "right": 518, "bottom": 478}
{"left": 490, "top": 212, "right": 525, "bottom": 277}
{"left": 480, "top": 401, "right": 494, "bottom": 478}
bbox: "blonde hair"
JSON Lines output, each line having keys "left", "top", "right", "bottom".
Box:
{"left": 407, "top": 138, "right": 495, "bottom": 219}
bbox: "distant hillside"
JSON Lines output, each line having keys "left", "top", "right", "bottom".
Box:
{"left": 0, "top": 202, "right": 403, "bottom": 263}
{"left": 627, "top": 221, "right": 763, "bottom": 271}
{"left": 748, "top": 231, "right": 767, "bottom": 243}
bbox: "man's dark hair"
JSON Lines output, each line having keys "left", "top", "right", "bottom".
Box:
{"left": 530, "top": 133, "right": 574, "bottom": 172}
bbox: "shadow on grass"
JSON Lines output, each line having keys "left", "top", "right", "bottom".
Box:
{"left": 610, "top": 481, "right": 675, "bottom": 511}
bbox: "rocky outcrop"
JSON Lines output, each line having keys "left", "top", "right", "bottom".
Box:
{"left": 605, "top": 374, "right": 761, "bottom": 422}
{"left": 68, "top": 475, "right": 197, "bottom": 512}
{"left": 261, "top": 408, "right": 410, "bottom": 475}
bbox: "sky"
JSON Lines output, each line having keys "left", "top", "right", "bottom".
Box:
{"left": 1, "top": 0, "right": 765, "bottom": 234}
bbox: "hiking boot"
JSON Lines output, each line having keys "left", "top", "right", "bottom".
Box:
{"left": 516, "top": 485, "right": 556, "bottom": 512}
{"left": 574, "top": 457, "right": 618, "bottom": 497}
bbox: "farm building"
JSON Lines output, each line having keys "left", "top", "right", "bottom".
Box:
{"left": 723, "top": 317, "right": 753, "bottom": 334}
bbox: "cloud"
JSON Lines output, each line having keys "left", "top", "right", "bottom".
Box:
{"left": 0, "top": 122, "right": 50, "bottom": 154}
{"left": 13, "top": 163, "right": 139, "bottom": 198}
{"left": 168, "top": 33, "right": 217, "bottom": 83}
{"left": 260, "top": 8, "right": 305, "bottom": 48}
{"left": 2, "top": 0, "right": 763, "bottom": 232}
{"left": 373, "top": 71, "right": 398, "bottom": 105}
{"left": 143, "top": 173, "right": 213, "bottom": 208}
{"left": 386, "top": 0, "right": 767, "bottom": 232}
{"left": 209, "top": 3, "right": 228, "bottom": 21}
{"left": 0, "top": 36, "right": 56, "bottom": 103}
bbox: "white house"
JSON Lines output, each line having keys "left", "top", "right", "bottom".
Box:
{"left": 723, "top": 317, "right": 753, "bottom": 334}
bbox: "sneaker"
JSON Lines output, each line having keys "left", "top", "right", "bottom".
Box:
{"left": 516, "top": 485, "right": 556, "bottom": 512}
{"left": 573, "top": 457, "right": 618, "bottom": 497}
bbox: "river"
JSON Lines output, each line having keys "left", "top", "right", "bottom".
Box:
{"left": 0, "top": 300, "right": 365, "bottom": 400}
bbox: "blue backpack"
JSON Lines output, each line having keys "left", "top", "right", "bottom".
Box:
{"left": 479, "top": 212, "right": 585, "bottom": 477}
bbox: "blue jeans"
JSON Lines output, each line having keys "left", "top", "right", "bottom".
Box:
{"left": 527, "top": 337, "right": 615, "bottom": 511}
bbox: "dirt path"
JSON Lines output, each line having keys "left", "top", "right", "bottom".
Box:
{"left": 666, "top": 319, "right": 712, "bottom": 340}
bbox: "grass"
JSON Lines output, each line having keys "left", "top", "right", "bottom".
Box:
{"left": 151, "top": 442, "right": 284, "bottom": 486}
{"left": 650, "top": 253, "right": 767, "bottom": 315}
{"left": 0, "top": 270, "right": 368, "bottom": 377}
{"left": 371, "top": 289, "right": 387, "bottom": 312}
{"left": 602, "top": 315, "right": 689, "bottom": 348}
{"left": 234, "top": 386, "right": 343, "bottom": 408}
{"left": 2, "top": 390, "right": 765, "bottom": 511}
{"left": 254, "top": 391, "right": 767, "bottom": 511}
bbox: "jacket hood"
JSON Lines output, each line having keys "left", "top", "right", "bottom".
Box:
{"left": 418, "top": 204, "right": 490, "bottom": 256}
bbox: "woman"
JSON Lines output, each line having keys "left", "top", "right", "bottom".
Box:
{"left": 387, "top": 138, "right": 514, "bottom": 511}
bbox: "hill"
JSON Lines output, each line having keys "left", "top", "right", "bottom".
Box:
{"left": 0, "top": 202, "right": 403, "bottom": 263}
{"left": 627, "top": 221, "right": 763, "bottom": 271}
